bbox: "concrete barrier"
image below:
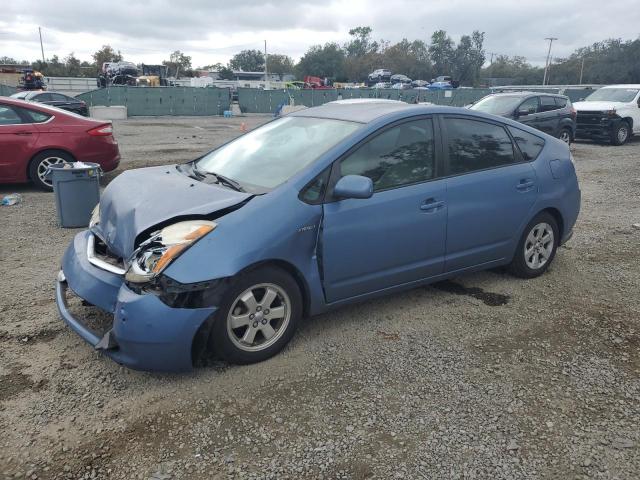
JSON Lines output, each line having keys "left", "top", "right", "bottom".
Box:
{"left": 89, "top": 105, "right": 128, "bottom": 120}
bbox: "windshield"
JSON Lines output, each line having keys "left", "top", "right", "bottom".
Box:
{"left": 585, "top": 88, "right": 639, "bottom": 103}
{"left": 471, "top": 95, "right": 523, "bottom": 115}
{"left": 195, "top": 116, "right": 361, "bottom": 191}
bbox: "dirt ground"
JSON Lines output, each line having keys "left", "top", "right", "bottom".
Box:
{"left": 0, "top": 116, "right": 638, "bottom": 480}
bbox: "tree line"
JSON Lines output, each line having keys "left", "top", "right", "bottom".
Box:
{"left": 3, "top": 28, "right": 640, "bottom": 86}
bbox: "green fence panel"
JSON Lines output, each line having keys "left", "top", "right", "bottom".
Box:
{"left": 238, "top": 87, "right": 495, "bottom": 113}
{"left": 76, "top": 86, "right": 230, "bottom": 116}
{"left": 0, "top": 84, "right": 17, "bottom": 96}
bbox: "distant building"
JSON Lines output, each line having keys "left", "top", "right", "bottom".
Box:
{"left": 208, "top": 70, "right": 283, "bottom": 82}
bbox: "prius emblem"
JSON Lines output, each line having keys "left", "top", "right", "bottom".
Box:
{"left": 297, "top": 225, "right": 316, "bottom": 233}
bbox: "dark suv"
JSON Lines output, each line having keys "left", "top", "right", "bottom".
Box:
{"left": 10, "top": 91, "right": 89, "bottom": 116}
{"left": 470, "top": 92, "right": 576, "bottom": 143}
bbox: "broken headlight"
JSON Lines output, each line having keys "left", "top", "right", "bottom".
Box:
{"left": 125, "top": 220, "right": 217, "bottom": 284}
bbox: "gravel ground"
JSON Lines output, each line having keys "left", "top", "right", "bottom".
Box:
{"left": 0, "top": 116, "right": 639, "bottom": 480}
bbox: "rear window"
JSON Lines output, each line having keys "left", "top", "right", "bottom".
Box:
{"left": 508, "top": 126, "right": 545, "bottom": 161}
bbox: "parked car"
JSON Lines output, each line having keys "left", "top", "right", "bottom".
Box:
{"left": 372, "top": 82, "right": 392, "bottom": 89}
{"left": 572, "top": 85, "right": 640, "bottom": 145}
{"left": 11, "top": 91, "right": 89, "bottom": 116}
{"left": 0, "top": 98, "right": 120, "bottom": 190}
{"left": 56, "top": 100, "right": 580, "bottom": 371}
{"left": 391, "top": 82, "right": 412, "bottom": 90}
{"left": 368, "top": 69, "right": 392, "bottom": 84}
{"left": 470, "top": 92, "right": 577, "bottom": 144}
{"left": 411, "top": 80, "right": 430, "bottom": 88}
{"left": 390, "top": 74, "right": 411, "bottom": 84}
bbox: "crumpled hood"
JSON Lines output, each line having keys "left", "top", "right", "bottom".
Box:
{"left": 573, "top": 100, "right": 627, "bottom": 112}
{"left": 95, "top": 165, "right": 251, "bottom": 258}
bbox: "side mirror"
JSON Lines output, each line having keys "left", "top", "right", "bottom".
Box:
{"left": 517, "top": 109, "right": 530, "bottom": 117}
{"left": 334, "top": 175, "right": 373, "bottom": 200}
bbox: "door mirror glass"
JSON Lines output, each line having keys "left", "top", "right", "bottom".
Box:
{"left": 334, "top": 175, "right": 373, "bottom": 200}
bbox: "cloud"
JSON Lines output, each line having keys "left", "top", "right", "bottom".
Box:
{"left": 0, "top": 0, "right": 638, "bottom": 67}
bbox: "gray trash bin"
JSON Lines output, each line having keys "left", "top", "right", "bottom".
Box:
{"left": 46, "top": 162, "right": 102, "bottom": 228}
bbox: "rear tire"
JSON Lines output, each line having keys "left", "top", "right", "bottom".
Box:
{"left": 208, "top": 266, "right": 302, "bottom": 364}
{"left": 610, "top": 121, "right": 630, "bottom": 146}
{"left": 29, "top": 150, "right": 75, "bottom": 191}
{"left": 508, "top": 212, "right": 559, "bottom": 279}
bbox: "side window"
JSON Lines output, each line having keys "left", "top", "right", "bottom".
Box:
{"left": 0, "top": 106, "right": 24, "bottom": 125}
{"left": 445, "top": 117, "right": 515, "bottom": 175}
{"left": 339, "top": 119, "right": 435, "bottom": 191}
{"left": 518, "top": 97, "right": 539, "bottom": 114}
{"left": 20, "top": 108, "right": 52, "bottom": 123}
{"left": 299, "top": 167, "right": 331, "bottom": 204}
{"left": 51, "top": 93, "right": 69, "bottom": 101}
{"left": 507, "top": 126, "right": 545, "bottom": 161}
{"left": 554, "top": 97, "right": 568, "bottom": 108}
{"left": 540, "top": 96, "right": 558, "bottom": 112}
{"left": 35, "top": 93, "right": 53, "bottom": 101}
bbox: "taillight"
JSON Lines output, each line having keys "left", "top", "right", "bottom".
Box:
{"left": 87, "top": 124, "right": 113, "bottom": 136}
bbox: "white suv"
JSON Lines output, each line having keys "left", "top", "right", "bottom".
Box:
{"left": 573, "top": 85, "right": 640, "bottom": 145}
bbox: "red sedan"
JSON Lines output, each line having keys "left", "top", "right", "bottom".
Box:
{"left": 0, "top": 97, "right": 120, "bottom": 190}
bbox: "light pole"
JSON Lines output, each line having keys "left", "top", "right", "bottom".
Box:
{"left": 542, "top": 37, "right": 557, "bottom": 86}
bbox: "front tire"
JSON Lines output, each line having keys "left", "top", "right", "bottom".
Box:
{"left": 508, "top": 212, "right": 559, "bottom": 279}
{"left": 209, "top": 266, "right": 302, "bottom": 364}
{"left": 29, "top": 150, "right": 75, "bottom": 190}
{"left": 610, "top": 121, "right": 630, "bottom": 146}
{"left": 558, "top": 127, "right": 572, "bottom": 144}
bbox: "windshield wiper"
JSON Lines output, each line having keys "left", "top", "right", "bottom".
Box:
{"left": 211, "top": 172, "right": 245, "bottom": 192}
{"left": 191, "top": 163, "right": 245, "bottom": 192}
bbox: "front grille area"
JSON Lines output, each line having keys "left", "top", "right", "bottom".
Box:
{"left": 93, "top": 235, "right": 126, "bottom": 270}
{"left": 62, "top": 286, "right": 114, "bottom": 337}
{"left": 576, "top": 111, "right": 606, "bottom": 125}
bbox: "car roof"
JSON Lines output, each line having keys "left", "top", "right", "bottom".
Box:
{"left": 290, "top": 101, "right": 522, "bottom": 124}
{"left": 291, "top": 100, "right": 415, "bottom": 123}
{"left": 489, "top": 91, "right": 566, "bottom": 98}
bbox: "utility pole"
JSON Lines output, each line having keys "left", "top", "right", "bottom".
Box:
{"left": 542, "top": 37, "right": 557, "bottom": 86}
{"left": 38, "top": 27, "right": 45, "bottom": 63}
{"left": 489, "top": 52, "right": 497, "bottom": 65}
{"left": 579, "top": 57, "right": 585, "bottom": 85}
{"left": 264, "top": 40, "right": 268, "bottom": 89}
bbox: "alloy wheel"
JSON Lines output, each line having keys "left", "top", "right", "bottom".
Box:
{"left": 37, "top": 156, "right": 66, "bottom": 187}
{"left": 226, "top": 283, "right": 291, "bottom": 352}
{"left": 559, "top": 130, "right": 571, "bottom": 144}
{"left": 617, "top": 126, "right": 629, "bottom": 144}
{"left": 524, "top": 222, "right": 554, "bottom": 270}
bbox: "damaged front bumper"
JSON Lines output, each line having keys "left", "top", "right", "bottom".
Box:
{"left": 55, "top": 230, "right": 217, "bottom": 372}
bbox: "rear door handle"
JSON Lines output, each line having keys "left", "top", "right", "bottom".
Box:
{"left": 14, "top": 131, "right": 33, "bottom": 136}
{"left": 516, "top": 179, "right": 535, "bottom": 191}
{"left": 420, "top": 198, "right": 445, "bottom": 212}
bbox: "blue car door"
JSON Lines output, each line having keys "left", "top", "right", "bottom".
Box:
{"left": 321, "top": 117, "right": 447, "bottom": 303}
{"left": 440, "top": 115, "right": 538, "bottom": 272}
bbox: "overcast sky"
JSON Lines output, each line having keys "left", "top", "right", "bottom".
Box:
{"left": 1, "top": 0, "right": 639, "bottom": 68}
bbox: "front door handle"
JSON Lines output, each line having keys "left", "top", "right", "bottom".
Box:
{"left": 420, "top": 198, "right": 445, "bottom": 212}
{"left": 516, "top": 179, "right": 535, "bottom": 191}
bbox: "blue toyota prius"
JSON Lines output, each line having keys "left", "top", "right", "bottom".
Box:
{"left": 56, "top": 100, "right": 581, "bottom": 371}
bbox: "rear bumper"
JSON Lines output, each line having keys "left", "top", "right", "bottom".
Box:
{"left": 56, "top": 230, "right": 217, "bottom": 371}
